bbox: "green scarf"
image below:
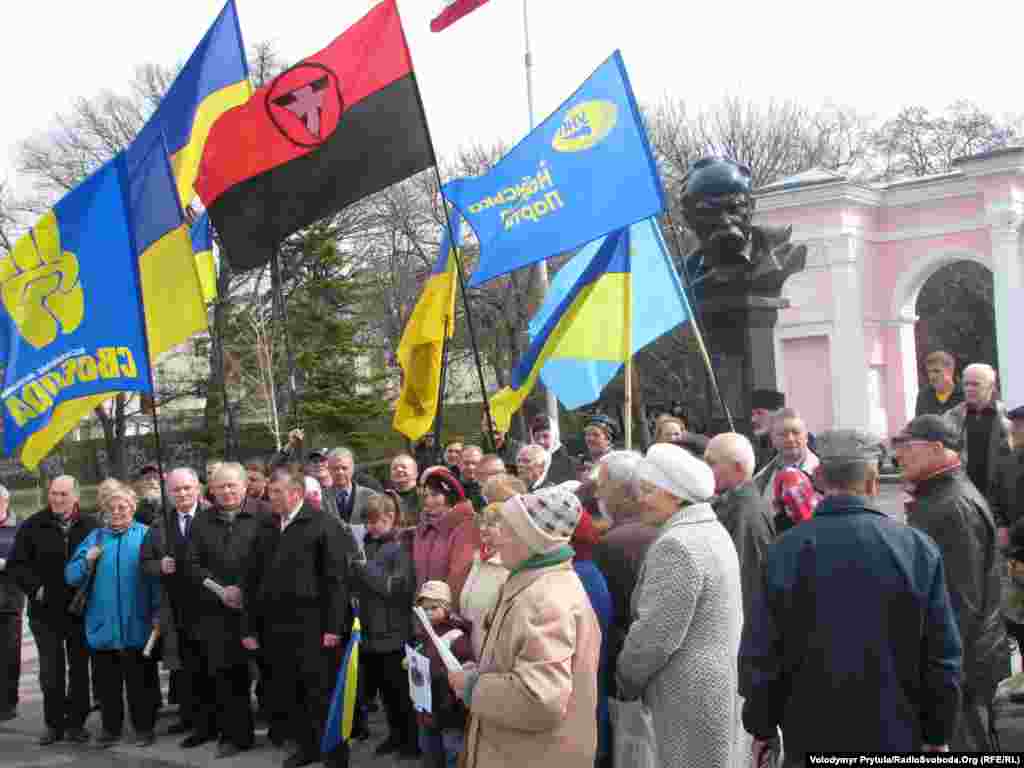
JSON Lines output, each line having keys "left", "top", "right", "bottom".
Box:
{"left": 509, "top": 544, "right": 575, "bottom": 577}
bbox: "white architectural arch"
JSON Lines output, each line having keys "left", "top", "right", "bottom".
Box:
{"left": 890, "top": 247, "right": 992, "bottom": 319}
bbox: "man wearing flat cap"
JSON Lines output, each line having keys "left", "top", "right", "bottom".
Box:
{"left": 988, "top": 405, "right": 1024, "bottom": 546}
{"left": 892, "top": 415, "right": 1008, "bottom": 752}
{"left": 741, "top": 429, "right": 963, "bottom": 763}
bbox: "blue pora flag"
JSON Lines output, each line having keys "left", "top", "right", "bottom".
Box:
{"left": 0, "top": 134, "right": 195, "bottom": 468}
{"left": 443, "top": 50, "right": 665, "bottom": 288}
{"left": 530, "top": 218, "right": 692, "bottom": 410}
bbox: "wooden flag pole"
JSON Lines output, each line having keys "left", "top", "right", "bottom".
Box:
{"left": 431, "top": 315, "right": 452, "bottom": 463}
{"left": 624, "top": 357, "right": 633, "bottom": 450}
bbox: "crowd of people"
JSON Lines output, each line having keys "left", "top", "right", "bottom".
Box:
{"left": 0, "top": 350, "right": 1020, "bottom": 767}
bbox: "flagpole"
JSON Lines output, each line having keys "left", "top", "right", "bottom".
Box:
{"left": 431, "top": 315, "right": 451, "bottom": 461}
{"left": 623, "top": 231, "right": 634, "bottom": 450}
{"left": 522, "top": 0, "right": 561, "bottom": 445}
{"left": 663, "top": 209, "right": 735, "bottom": 432}
{"left": 396, "top": 3, "right": 498, "bottom": 454}
{"left": 270, "top": 243, "right": 299, "bottom": 424}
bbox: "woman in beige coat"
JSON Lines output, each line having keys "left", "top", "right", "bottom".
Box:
{"left": 449, "top": 485, "right": 601, "bottom": 768}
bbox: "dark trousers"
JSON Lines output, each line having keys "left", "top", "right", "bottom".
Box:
{"left": 92, "top": 649, "right": 158, "bottom": 736}
{"left": 195, "top": 661, "right": 253, "bottom": 749}
{"left": 30, "top": 619, "right": 90, "bottom": 732}
{"left": 952, "top": 686, "right": 996, "bottom": 752}
{"left": 172, "top": 630, "right": 205, "bottom": 727}
{"left": 0, "top": 613, "right": 21, "bottom": 711}
{"left": 362, "top": 649, "right": 414, "bottom": 744}
{"left": 267, "top": 630, "right": 347, "bottom": 761}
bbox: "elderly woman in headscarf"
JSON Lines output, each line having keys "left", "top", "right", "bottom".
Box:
{"left": 448, "top": 485, "right": 601, "bottom": 768}
{"left": 616, "top": 443, "right": 743, "bottom": 768}
{"left": 65, "top": 480, "right": 161, "bottom": 748}
{"left": 411, "top": 467, "right": 480, "bottom": 607}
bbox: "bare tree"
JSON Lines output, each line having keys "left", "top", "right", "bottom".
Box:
{"left": 870, "top": 101, "right": 1019, "bottom": 181}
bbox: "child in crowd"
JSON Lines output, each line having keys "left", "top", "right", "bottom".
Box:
{"left": 350, "top": 492, "right": 418, "bottom": 757}
{"left": 411, "top": 580, "right": 474, "bottom": 768}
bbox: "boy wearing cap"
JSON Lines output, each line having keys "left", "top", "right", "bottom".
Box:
{"left": 742, "top": 429, "right": 963, "bottom": 762}
{"left": 412, "top": 580, "right": 474, "bottom": 768}
{"left": 892, "top": 415, "right": 1006, "bottom": 752}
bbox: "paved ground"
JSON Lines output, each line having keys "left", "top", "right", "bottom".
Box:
{"left": 0, "top": 622, "right": 406, "bottom": 768}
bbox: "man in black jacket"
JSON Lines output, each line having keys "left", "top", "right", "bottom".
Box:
{"left": 893, "top": 415, "right": 1009, "bottom": 752}
{"left": 704, "top": 433, "right": 775, "bottom": 622}
{"left": 187, "top": 463, "right": 277, "bottom": 758}
{"left": 139, "top": 467, "right": 205, "bottom": 740}
{"left": 7, "top": 475, "right": 96, "bottom": 745}
{"left": 246, "top": 465, "right": 358, "bottom": 768}
{"left": 741, "top": 430, "right": 962, "bottom": 763}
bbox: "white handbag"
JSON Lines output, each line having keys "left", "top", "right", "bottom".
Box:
{"left": 608, "top": 697, "right": 659, "bottom": 768}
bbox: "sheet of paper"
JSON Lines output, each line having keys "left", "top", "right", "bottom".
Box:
{"left": 413, "top": 606, "right": 463, "bottom": 672}
{"left": 142, "top": 627, "right": 160, "bottom": 658}
{"left": 406, "top": 644, "right": 432, "bottom": 713}
{"left": 203, "top": 578, "right": 227, "bottom": 600}
{"left": 349, "top": 524, "right": 367, "bottom": 553}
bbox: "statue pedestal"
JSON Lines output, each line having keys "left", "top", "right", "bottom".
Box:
{"left": 698, "top": 293, "right": 789, "bottom": 435}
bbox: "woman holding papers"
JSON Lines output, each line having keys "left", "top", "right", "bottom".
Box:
{"left": 65, "top": 480, "right": 161, "bottom": 748}
{"left": 448, "top": 485, "right": 600, "bottom": 768}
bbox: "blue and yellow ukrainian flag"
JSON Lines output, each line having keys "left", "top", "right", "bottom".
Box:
{"left": 129, "top": 0, "right": 250, "bottom": 299}
{"left": 392, "top": 217, "right": 461, "bottom": 441}
{"left": 489, "top": 228, "right": 634, "bottom": 432}
{"left": 322, "top": 617, "right": 361, "bottom": 753}
{"left": 190, "top": 211, "right": 217, "bottom": 304}
{"left": 1, "top": 134, "right": 204, "bottom": 468}
{"left": 529, "top": 217, "right": 692, "bottom": 410}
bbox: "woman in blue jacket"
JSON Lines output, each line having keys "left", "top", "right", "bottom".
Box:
{"left": 66, "top": 480, "right": 160, "bottom": 748}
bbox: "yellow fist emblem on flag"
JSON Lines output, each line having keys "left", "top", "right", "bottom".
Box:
{"left": 0, "top": 212, "right": 85, "bottom": 349}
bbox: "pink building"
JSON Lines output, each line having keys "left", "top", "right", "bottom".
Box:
{"left": 754, "top": 146, "right": 1024, "bottom": 437}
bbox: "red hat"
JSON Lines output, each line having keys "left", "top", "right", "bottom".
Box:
{"left": 419, "top": 465, "right": 466, "bottom": 501}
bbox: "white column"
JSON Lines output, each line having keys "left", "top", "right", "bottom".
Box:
{"left": 826, "top": 232, "right": 870, "bottom": 430}
{"left": 988, "top": 199, "right": 1024, "bottom": 405}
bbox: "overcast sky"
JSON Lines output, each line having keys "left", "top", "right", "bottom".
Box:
{"left": 3, "top": 0, "right": 1024, "bottom": 199}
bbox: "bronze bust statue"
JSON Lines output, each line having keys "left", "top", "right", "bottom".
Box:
{"left": 681, "top": 157, "right": 806, "bottom": 295}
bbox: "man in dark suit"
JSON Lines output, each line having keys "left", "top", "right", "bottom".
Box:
{"left": 327, "top": 447, "right": 376, "bottom": 524}
{"left": 140, "top": 467, "right": 204, "bottom": 740}
{"left": 246, "top": 465, "right": 358, "bottom": 768}
{"left": 187, "top": 463, "right": 277, "bottom": 758}
{"left": 8, "top": 475, "right": 96, "bottom": 745}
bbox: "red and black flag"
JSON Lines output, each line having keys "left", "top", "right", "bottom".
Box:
{"left": 430, "top": 0, "right": 491, "bottom": 32}
{"left": 195, "top": 0, "right": 433, "bottom": 270}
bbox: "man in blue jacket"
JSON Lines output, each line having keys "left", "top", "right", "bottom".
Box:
{"left": 739, "top": 430, "right": 963, "bottom": 765}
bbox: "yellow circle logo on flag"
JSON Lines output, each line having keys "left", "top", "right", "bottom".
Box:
{"left": 552, "top": 100, "right": 618, "bottom": 153}
{"left": 0, "top": 211, "right": 85, "bottom": 350}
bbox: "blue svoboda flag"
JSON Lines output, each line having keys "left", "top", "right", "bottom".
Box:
{"left": 529, "top": 217, "right": 692, "bottom": 411}
{"left": 442, "top": 50, "right": 665, "bottom": 288}
{"left": 0, "top": 134, "right": 204, "bottom": 468}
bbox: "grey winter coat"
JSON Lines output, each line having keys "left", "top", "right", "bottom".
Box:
{"left": 616, "top": 503, "right": 744, "bottom": 768}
